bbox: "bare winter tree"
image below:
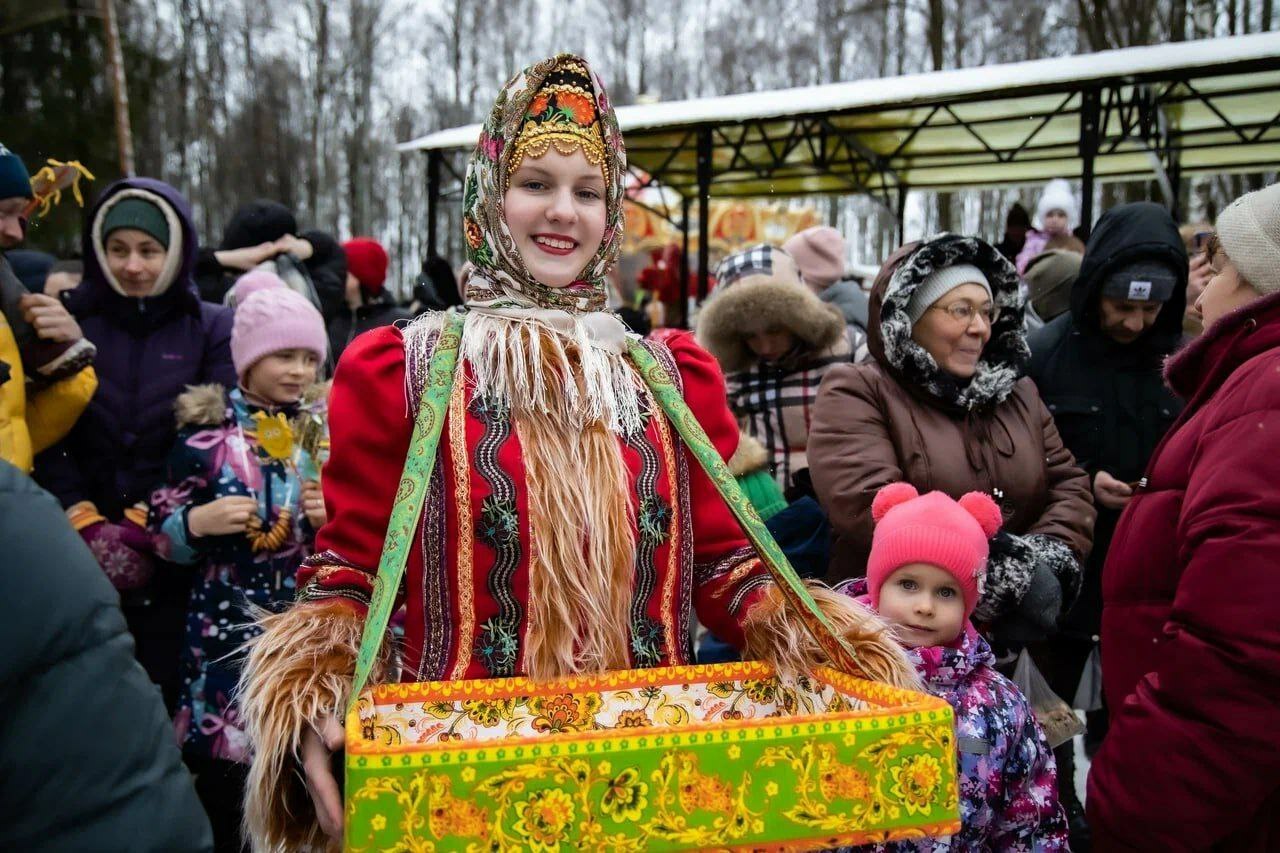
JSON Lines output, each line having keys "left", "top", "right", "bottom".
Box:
{"left": 5, "top": 0, "right": 1275, "bottom": 277}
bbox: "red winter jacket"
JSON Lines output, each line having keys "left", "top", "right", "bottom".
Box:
{"left": 1088, "top": 291, "right": 1280, "bottom": 851}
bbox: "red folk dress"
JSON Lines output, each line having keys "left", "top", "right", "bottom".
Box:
{"left": 295, "top": 323, "right": 772, "bottom": 682}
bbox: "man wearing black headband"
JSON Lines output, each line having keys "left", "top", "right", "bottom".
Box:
{"left": 1027, "top": 201, "right": 1190, "bottom": 850}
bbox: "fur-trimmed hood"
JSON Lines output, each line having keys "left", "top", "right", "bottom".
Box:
{"left": 175, "top": 382, "right": 330, "bottom": 428}
{"left": 697, "top": 270, "right": 846, "bottom": 373}
{"left": 868, "top": 234, "right": 1028, "bottom": 414}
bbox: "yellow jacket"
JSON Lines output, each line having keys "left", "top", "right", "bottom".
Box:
{"left": 0, "top": 315, "right": 97, "bottom": 472}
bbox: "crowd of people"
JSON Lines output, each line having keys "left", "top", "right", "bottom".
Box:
{"left": 1, "top": 49, "right": 1278, "bottom": 853}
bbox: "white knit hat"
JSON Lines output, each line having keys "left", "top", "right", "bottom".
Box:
{"left": 1036, "top": 178, "right": 1078, "bottom": 229}
{"left": 1215, "top": 181, "right": 1280, "bottom": 296}
{"left": 906, "top": 263, "right": 992, "bottom": 325}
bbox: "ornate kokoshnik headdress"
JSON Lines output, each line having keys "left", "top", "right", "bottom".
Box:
{"left": 507, "top": 58, "right": 609, "bottom": 182}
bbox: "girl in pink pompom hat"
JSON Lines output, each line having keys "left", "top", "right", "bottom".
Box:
{"left": 847, "top": 482, "right": 1069, "bottom": 851}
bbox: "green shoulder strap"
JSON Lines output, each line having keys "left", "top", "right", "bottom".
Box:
{"left": 348, "top": 319, "right": 861, "bottom": 712}
{"left": 348, "top": 310, "right": 466, "bottom": 708}
{"left": 626, "top": 339, "right": 863, "bottom": 675}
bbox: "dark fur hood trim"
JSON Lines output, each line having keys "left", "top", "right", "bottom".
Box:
{"left": 696, "top": 277, "right": 846, "bottom": 373}
{"left": 868, "top": 234, "right": 1029, "bottom": 413}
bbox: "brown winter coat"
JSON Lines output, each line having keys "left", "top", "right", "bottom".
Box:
{"left": 810, "top": 236, "right": 1094, "bottom": 623}
{"left": 813, "top": 365, "right": 1091, "bottom": 581}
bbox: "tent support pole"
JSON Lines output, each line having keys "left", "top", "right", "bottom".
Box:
{"left": 1168, "top": 151, "right": 1184, "bottom": 222}
{"left": 1080, "top": 88, "right": 1101, "bottom": 238}
{"left": 679, "top": 194, "right": 691, "bottom": 327}
{"left": 427, "top": 150, "right": 441, "bottom": 259}
{"left": 896, "top": 184, "right": 909, "bottom": 245}
{"left": 696, "top": 128, "right": 713, "bottom": 318}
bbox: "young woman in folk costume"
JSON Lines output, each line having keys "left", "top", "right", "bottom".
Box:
{"left": 239, "top": 54, "right": 914, "bottom": 850}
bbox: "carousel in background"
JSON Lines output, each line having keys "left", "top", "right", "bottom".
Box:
{"left": 615, "top": 170, "right": 823, "bottom": 329}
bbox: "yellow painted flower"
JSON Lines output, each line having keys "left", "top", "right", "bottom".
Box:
{"left": 677, "top": 760, "right": 734, "bottom": 815}
{"left": 462, "top": 698, "right": 514, "bottom": 727}
{"left": 820, "top": 762, "right": 873, "bottom": 802}
{"left": 461, "top": 766, "right": 476, "bottom": 782}
{"left": 600, "top": 768, "right": 649, "bottom": 822}
{"left": 252, "top": 411, "right": 295, "bottom": 460}
{"left": 513, "top": 788, "right": 576, "bottom": 851}
{"left": 889, "top": 753, "right": 943, "bottom": 816}
{"left": 765, "top": 781, "right": 779, "bottom": 797}
{"left": 727, "top": 745, "right": 741, "bottom": 760}
{"left": 530, "top": 692, "right": 602, "bottom": 733}
{"left": 596, "top": 761, "right": 612, "bottom": 776}
{"left": 744, "top": 676, "right": 779, "bottom": 704}
{"left": 616, "top": 709, "right": 652, "bottom": 729}
{"left": 370, "top": 813, "right": 387, "bottom": 831}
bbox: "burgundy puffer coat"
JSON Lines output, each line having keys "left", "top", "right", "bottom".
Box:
{"left": 1088, "top": 290, "right": 1280, "bottom": 851}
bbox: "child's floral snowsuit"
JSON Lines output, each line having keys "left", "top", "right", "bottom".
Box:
{"left": 845, "top": 579, "right": 1068, "bottom": 851}
{"left": 150, "top": 385, "right": 326, "bottom": 762}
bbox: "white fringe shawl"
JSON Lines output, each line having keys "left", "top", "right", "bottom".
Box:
{"left": 403, "top": 309, "right": 644, "bottom": 436}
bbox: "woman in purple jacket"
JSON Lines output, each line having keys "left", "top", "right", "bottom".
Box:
{"left": 36, "top": 177, "right": 235, "bottom": 711}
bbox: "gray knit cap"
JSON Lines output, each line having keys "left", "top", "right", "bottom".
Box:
{"left": 1215, "top": 182, "right": 1280, "bottom": 296}
{"left": 906, "top": 263, "right": 993, "bottom": 325}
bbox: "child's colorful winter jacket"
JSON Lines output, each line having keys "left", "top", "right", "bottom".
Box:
{"left": 149, "top": 382, "right": 328, "bottom": 761}
{"left": 845, "top": 578, "right": 1068, "bottom": 851}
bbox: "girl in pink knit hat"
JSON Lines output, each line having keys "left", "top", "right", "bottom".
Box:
{"left": 145, "top": 282, "right": 331, "bottom": 851}
{"left": 849, "top": 482, "right": 1068, "bottom": 851}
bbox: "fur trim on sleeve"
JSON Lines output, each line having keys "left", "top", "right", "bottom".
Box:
{"left": 238, "top": 601, "right": 395, "bottom": 852}
{"left": 742, "top": 582, "right": 921, "bottom": 691}
{"left": 973, "top": 531, "right": 1037, "bottom": 623}
{"left": 1024, "top": 533, "right": 1082, "bottom": 608}
{"left": 174, "top": 383, "right": 229, "bottom": 428}
{"left": 727, "top": 431, "right": 770, "bottom": 477}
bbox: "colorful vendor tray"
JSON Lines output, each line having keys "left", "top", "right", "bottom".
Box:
{"left": 344, "top": 660, "right": 960, "bottom": 851}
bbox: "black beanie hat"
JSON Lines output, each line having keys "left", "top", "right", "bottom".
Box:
{"left": 220, "top": 200, "right": 297, "bottom": 250}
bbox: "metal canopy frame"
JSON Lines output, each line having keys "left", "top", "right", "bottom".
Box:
{"left": 414, "top": 34, "right": 1280, "bottom": 316}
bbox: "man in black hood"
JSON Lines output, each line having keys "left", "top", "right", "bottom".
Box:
{"left": 1028, "top": 201, "right": 1189, "bottom": 848}
{"left": 193, "top": 199, "right": 348, "bottom": 320}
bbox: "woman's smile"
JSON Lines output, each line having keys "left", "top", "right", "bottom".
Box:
{"left": 532, "top": 233, "right": 578, "bottom": 255}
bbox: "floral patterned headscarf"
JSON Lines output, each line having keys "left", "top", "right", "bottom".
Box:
{"left": 462, "top": 54, "right": 627, "bottom": 314}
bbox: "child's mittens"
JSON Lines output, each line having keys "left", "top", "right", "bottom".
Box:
{"left": 80, "top": 521, "right": 158, "bottom": 590}
{"left": 973, "top": 531, "right": 1038, "bottom": 623}
{"left": 977, "top": 532, "right": 1077, "bottom": 646}
{"left": 993, "top": 560, "right": 1063, "bottom": 648}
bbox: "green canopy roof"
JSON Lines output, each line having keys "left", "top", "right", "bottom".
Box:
{"left": 401, "top": 33, "right": 1280, "bottom": 203}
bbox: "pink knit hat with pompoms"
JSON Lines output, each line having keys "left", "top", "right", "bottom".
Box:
{"left": 866, "top": 483, "right": 1002, "bottom": 617}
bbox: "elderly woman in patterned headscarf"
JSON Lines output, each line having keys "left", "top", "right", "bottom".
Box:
{"left": 236, "top": 55, "right": 913, "bottom": 849}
